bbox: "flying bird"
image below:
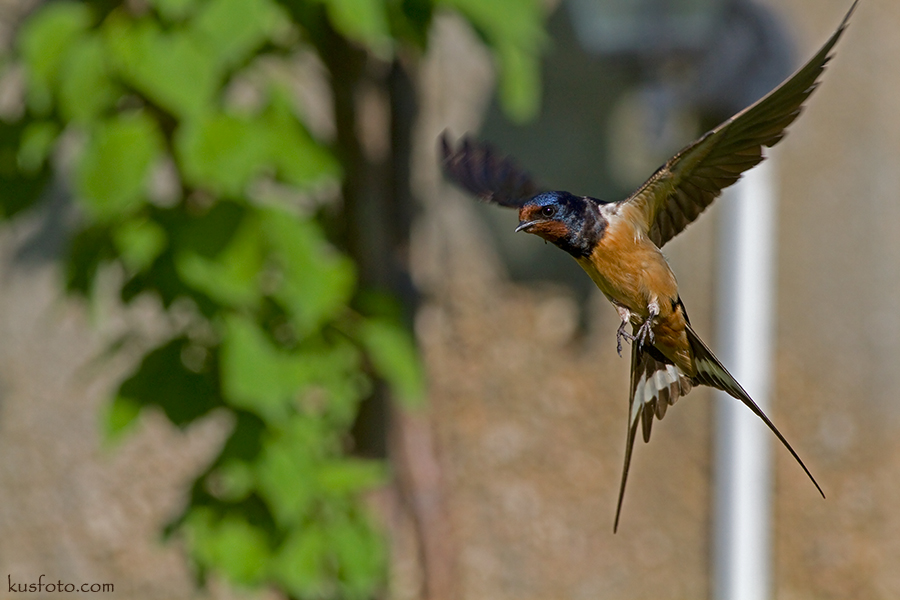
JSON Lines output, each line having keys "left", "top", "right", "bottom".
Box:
{"left": 441, "top": 1, "right": 857, "bottom": 532}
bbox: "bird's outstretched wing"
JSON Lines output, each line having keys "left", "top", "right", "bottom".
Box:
{"left": 440, "top": 132, "right": 540, "bottom": 208}
{"left": 624, "top": 0, "right": 857, "bottom": 248}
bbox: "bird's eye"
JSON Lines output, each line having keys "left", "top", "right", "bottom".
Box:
{"left": 541, "top": 205, "right": 557, "bottom": 218}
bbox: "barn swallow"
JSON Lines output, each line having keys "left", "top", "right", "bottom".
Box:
{"left": 441, "top": 1, "right": 856, "bottom": 531}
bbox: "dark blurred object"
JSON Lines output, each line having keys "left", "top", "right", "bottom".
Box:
{"left": 566, "top": 0, "right": 792, "bottom": 110}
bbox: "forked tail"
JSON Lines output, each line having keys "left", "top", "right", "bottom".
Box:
{"left": 685, "top": 323, "right": 824, "bottom": 498}
{"left": 613, "top": 324, "right": 823, "bottom": 533}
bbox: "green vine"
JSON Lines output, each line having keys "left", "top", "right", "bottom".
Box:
{"left": 0, "top": 0, "right": 546, "bottom": 597}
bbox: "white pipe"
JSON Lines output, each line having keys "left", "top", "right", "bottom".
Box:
{"left": 712, "top": 156, "right": 777, "bottom": 600}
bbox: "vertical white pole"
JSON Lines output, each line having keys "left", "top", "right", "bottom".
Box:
{"left": 712, "top": 156, "right": 777, "bottom": 600}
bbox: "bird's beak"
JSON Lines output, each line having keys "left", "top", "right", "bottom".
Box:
{"left": 515, "top": 220, "right": 538, "bottom": 233}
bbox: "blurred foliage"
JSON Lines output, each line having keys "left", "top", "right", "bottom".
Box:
{"left": 0, "top": 0, "right": 546, "bottom": 597}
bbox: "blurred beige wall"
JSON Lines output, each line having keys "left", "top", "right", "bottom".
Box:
{"left": 0, "top": 1, "right": 897, "bottom": 599}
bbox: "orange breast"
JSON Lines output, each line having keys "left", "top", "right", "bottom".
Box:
{"left": 574, "top": 213, "right": 693, "bottom": 372}
{"left": 575, "top": 217, "right": 678, "bottom": 318}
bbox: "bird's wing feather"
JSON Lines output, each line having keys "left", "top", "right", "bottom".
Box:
{"left": 614, "top": 341, "right": 692, "bottom": 532}
{"left": 624, "top": 0, "right": 857, "bottom": 248}
{"left": 439, "top": 132, "right": 540, "bottom": 208}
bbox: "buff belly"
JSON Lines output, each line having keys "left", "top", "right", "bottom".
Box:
{"left": 574, "top": 226, "right": 678, "bottom": 319}
{"left": 574, "top": 230, "right": 694, "bottom": 374}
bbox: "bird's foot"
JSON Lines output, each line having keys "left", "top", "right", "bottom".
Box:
{"left": 616, "top": 321, "right": 634, "bottom": 357}
{"left": 635, "top": 317, "right": 655, "bottom": 351}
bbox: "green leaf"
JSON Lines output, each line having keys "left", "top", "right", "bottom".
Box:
{"left": 221, "top": 312, "right": 368, "bottom": 424}
{"left": 65, "top": 224, "right": 116, "bottom": 296}
{"left": 104, "top": 13, "right": 218, "bottom": 118}
{"left": 175, "top": 111, "right": 269, "bottom": 196}
{"left": 149, "top": 0, "right": 199, "bottom": 22}
{"left": 330, "top": 515, "right": 386, "bottom": 598}
{"left": 440, "top": 0, "right": 546, "bottom": 122}
{"left": 124, "top": 201, "right": 246, "bottom": 310}
{"left": 263, "top": 89, "right": 341, "bottom": 188}
{"left": 117, "top": 337, "right": 221, "bottom": 427}
{"left": 210, "top": 460, "right": 255, "bottom": 501}
{"left": 104, "top": 395, "right": 143, "bottom": 441}
{"left": 317, "top": 458, "right": 387, "bottom": 495}
{"left": 176, "top": 95, "right": 340, "bottom": 197}
{"left": 320, "top": 0, "right": 392, "bottom": 56}
{"left": 18, "top": 2, "right": 93, "bottom": 115}
{"left": 254, "top": 419, "right": 321, "bottom": 526}
{"left": 219, "top": 314, "right": 307, "bottom": 420}
{"left": 193, "top": 0, "right": 289, "bottom": 70}
{"left": 186, "top": 508, "right": 271, "bottom": 586}
{"left": 76, "top": 112, "right": 163, "bottom": 220}
{"left": 216, "top": 411, "right": 267, "bottom": 464}
{"left": 175, "top": 214, "right": 264, "bottom": 308}
{"left": 58, "top": 34, "right": 119, "bottom": 123}
{"left": 16, "top": 121, "right": 58, "bottom": 175}
{"left": 388, "top": 0, "right": 434, "bottom": 49}
{"left": 270, "top": 524, "right": 331, "bottom": 598}
{"left": 358, "top": 318, "right": 425, "bottom": 408}
{"left": 308, "top": 366, "right": 371, "bottom": 429}
{"left": 496, "top": 40, "right": 541, "bottom": 123}
{"left": 113, "top": 217, "right": 167, "bottom": 272}
{"left": 261, "top": 209, "right": 355, "bottom": 335}
{"left": 0, "top": 120, "right": 52, "bottom": 218}
{"left": 171, "top": 199, "right": 247, "bottom": 258}
{"left": 440, "top": 0, "right": 545, "bottom": 50}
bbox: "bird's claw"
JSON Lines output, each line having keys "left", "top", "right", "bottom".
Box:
{"left": 635, "top": 318, "right": 655, "bottom": 351}
{"left": 616, "top": 321, "right": 634, "bottom": 357}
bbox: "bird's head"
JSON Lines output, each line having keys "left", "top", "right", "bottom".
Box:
{"left": 516, "top": 191, "right": 601, "bottom": 257}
